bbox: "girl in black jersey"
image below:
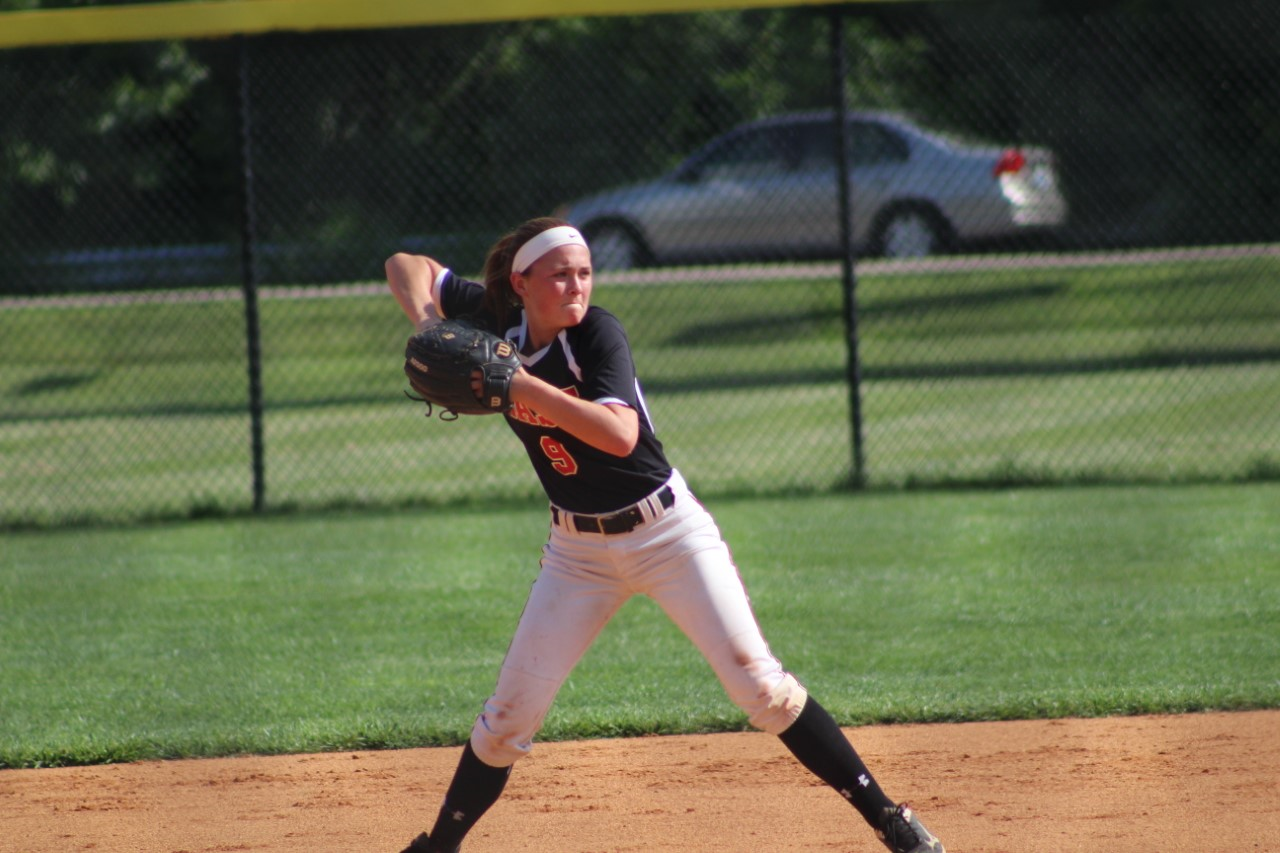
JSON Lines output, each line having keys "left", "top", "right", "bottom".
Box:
{"left": 386, "top": 217, "right": 944, "bottom": 853}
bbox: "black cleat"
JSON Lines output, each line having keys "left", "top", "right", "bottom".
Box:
{"left": 398, "top": 832, "right": 459, "bottom": 853}
{"left": 876, "top": 803, "right": 945, "bottom": 853}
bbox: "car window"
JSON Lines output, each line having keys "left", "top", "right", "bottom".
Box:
{"left": 789, "top": 119, "right": 911, "bottom": 170}
{"left": 697, "top": 126, "right": 793, "bottom": 181}
{"left": 679, "top": 117, "right": 910, "bottom": 182}
{"left": 794, "top": 122, "right": 837, "bottom": 170}
{"left": 848, "top": 121, "right": 909, "bottom": 166}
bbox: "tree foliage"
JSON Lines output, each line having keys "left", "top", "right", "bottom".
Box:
{"left": 1, "top": 0, "right": 1277, "bottom": 289}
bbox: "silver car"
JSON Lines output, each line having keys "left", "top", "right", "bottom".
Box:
{"left": 557, "top": 110, "right": 1068, "bottom": 269}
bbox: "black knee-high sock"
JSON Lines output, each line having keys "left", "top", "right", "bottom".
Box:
{"left": 426, "top": 741, "right": 512, "bottom": 850}
{"left": 777, "top": 696, "right": 895, "bottom": 828}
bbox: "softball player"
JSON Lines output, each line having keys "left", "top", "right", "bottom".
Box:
{"left": 385, "top": 217, "right": 945, "bottom": 853}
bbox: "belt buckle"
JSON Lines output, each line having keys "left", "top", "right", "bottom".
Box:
{"left": 576, "top": 506, "right": 640, "bottom": 535}
{"left": 566, "top": 487, "right": 671, "bottom": 536}
{"left": 614, "top": 507, "right": 643, "bottom": 534}
{"left": 571, "top": 513, "right": 611, "bottom": 535}
{"left": 570, "top": 514, "right": 598, "bottom": 534}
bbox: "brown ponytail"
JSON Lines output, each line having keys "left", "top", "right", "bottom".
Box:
{"left": 481, "top": 216, "right": 571, "bottom": 332}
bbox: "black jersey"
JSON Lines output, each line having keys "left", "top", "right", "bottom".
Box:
{"left": 438, "top": 271, "right": 672, "bottom": 513}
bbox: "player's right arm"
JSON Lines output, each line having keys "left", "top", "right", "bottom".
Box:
{"left": 385, "top": 252, "right": 446, "bottom": 331}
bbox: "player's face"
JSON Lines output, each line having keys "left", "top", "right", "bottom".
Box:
{"left": 513, "top": 243, "right": 593, "bottom": 340}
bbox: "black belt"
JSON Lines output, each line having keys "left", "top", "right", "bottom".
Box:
{"left": 553, "top": 485, "right": 675, "bottom": 536}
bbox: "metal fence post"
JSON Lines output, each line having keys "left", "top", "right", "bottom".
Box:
{"left": 830, "top": 8, "right": 866, "bottom": 488}
{"left": 236, "top": 35, "right": 267, "bottom": 512}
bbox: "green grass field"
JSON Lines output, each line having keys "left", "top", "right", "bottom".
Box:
{"left": 1, "top": 252, "right": 1278, "bottom": 769}
{"left": 2, "top": 253, "right": 1279, "bottom": 527}
{"left": 2, "top": 481, "right": 1277, "bottom": 769}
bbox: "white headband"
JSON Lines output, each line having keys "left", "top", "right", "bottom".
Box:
{"left": 512, "top": 225, "right": 588, "bottom": 273}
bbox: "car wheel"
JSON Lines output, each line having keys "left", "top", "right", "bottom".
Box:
{"left": 874, "top": 207, "right": 951, "bottom": 259}
{"left": 584, "top": 222, "right": 648, "bottom": 271}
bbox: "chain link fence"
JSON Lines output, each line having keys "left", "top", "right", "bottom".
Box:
{"left": 2, "top": 1, "right": 1279, "bottom": 528}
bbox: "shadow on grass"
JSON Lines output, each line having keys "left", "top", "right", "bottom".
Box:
{"left": 4, "top": 345, "right": 1279, "bottom": 423}
{"left": 666, "top": 281, "right": 1068, "bottom": 346}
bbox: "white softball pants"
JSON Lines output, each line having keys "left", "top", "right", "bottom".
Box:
{"left": 469, "top": 469, "right": 808, "bottom": 768}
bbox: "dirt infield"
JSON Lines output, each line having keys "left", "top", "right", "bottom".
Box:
{"left": 3, "top": 710, "right": 1276, "bottom": 852}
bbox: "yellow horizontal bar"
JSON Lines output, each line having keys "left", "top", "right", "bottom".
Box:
{"left": 0, "top": 0, "right": 880, "bottom": 50}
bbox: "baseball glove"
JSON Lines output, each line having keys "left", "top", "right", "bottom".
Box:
{"left": 403, "top": 319, "right": 521, "bottom": 419}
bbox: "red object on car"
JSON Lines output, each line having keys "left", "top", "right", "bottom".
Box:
{"left": 994, "top": 148, "right": 1028, "bottom": 177}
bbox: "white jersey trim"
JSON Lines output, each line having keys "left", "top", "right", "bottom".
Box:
{"left": 559, "top": 329, "right": 582, "bottom": 382}
{"left": 431, "top": 267, "right": 450, "bottom": 315}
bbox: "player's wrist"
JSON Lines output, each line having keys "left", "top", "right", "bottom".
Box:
{"left": 506, "top": 369, "right": 539, "bottom": 404}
